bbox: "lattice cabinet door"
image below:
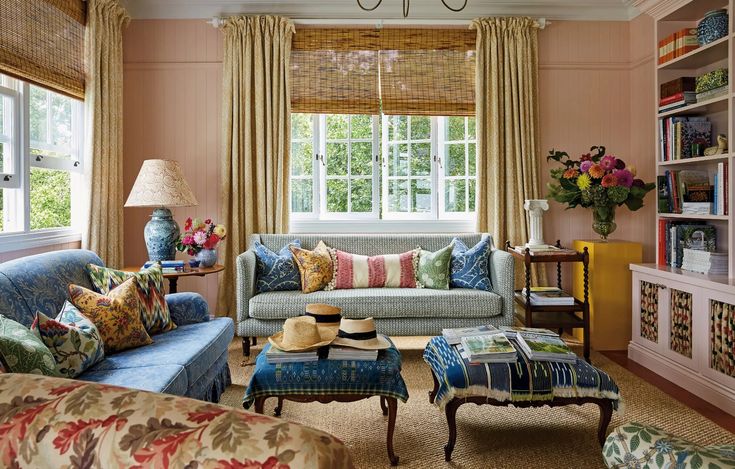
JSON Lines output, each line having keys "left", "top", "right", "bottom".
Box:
{"left": 661, "top": 279, "right": 699, "bottom": 369}
{"left": 702, "top": 289, "right": 735, "bottom": 391}
{"left": 631, "top": 272, "right": 666, "bottom": 353}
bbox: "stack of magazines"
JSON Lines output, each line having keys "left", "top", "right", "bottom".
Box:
{"left": 681, "top": 248, "right": 728, "bottom": 275}
{"left": 266, "top": 347, "right": 319, "bottom": 364}
{"left": 520, "top": 287, "right": 575, "bottom": 306}
{"left": 459, "top": 333, "right": 517, "bottom": 363}
{"left": 442, "top": 325, "right": 498, "bottom": 345}
{"left": 515, "top": 331, "right": 577, "bottom": 363}
{"left": 327, "top": 346, "right": 378, "bottom": 361}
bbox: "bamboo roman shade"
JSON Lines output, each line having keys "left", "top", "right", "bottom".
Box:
{"left": 291, "top": 27, "right": 476, "bottom": 116}
{"left": 0, "top": 0, "right": 86, "bottom": 99}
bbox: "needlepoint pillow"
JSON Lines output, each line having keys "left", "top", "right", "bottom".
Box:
{"left": 325, "top": 249, "right": 418, "bottom": 290}
{"left": 289, "top": 241, "right": 334, "bottom": 293}
{"left": 0, "top": 314, "right": 59, "bottom": 376}
{"left": 416, "top": 243, "right": 454, "bottom": 290}
{"left": 450, "top": 237, "right": 493, "bottom": 291}
{"left": 253, "top": 239, "right": 301, "bottom": 293}
{"left": 86, "top": 263, "right": 176, "bottom": 334}
{"left": 31, "top": 302, "right": 105, "bottom": 378}
{"left": 68, "top": 278, "right": 154, "bottom": 354}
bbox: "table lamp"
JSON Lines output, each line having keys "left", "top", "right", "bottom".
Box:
{"left": 125, "top": 159, "right": 198, "bottom": 261}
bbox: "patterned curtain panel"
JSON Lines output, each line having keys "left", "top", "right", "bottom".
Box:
{"left": 218, "top": 16, "right": 295, "bottom": 318}
{"left": 0, "top": 0, "right": 86, "bottom": 99}
{"left": 711, "top": 299, "right": 735, "bottom": 378}
{"left": 473, "top": 17, "right": 542, "bottom": 286}
{"left": 82, "top": 0, "right": 130, "bottom": 268}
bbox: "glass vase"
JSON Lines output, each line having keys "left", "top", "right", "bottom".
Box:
{"left": 196, "top": 248, "right": 218, "bottom": 268}
{"left": 592, "top": 205, "right": 617, "bottom": 241}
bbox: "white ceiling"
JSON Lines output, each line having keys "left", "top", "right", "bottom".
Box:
{"left": 119, "top": 0, "right": 641, "bottom": 22}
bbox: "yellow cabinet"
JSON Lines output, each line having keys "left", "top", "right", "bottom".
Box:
{"left": 572, "top": 240, "right": 642, "bottom": 351}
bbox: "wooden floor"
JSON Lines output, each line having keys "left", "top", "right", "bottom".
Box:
{"left": 602, "top": 351, "right": 735, "bottom": 434}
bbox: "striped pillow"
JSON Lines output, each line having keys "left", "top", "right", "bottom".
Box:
{"left": 325, "top": 248, "right": 419, "bottom": 290}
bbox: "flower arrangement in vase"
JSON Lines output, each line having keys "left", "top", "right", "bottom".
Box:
{"left": 176, "top": 218, "right": 227, "bottom": 267}
{"left": 546, "top": 146, "right": 655, "bottom": 240}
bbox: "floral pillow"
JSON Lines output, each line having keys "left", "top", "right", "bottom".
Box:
{"left": 450, "top": 237, "right": 493, "bottom": 291}
{"left": 68, "top": 278, "right": 153, "bottom": 354}
{"left": 253, "top": 239, "right": 301, "bottom": 293}
{"left": 0, "top": 314, "right": 59, "bottom": 376}
{"left": 416, "top": 243, "right": 454, "bottom": 290}
{"left": 289, "top": 241, "right": 334, "bottom": 293}
{"left": 31, "top": 302, "right": 105, "bottom": 378}
{"left": 86, "top": 263, "right": 175, "bottom": 334}
{"left": 325, "top": 249, "right": 418, "bottom": 290}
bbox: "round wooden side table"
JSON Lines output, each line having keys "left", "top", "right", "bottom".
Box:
{"left": 121, "top": 264, "right": 224, "bottom": 294}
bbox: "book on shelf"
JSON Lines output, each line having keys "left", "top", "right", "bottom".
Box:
{"left": 660, "top": 222, "right": 716, "bottom": 268}
{"left": 499, "top": 326, "right": 557, "bottom": 339}
{"left": 441, "top": 325, "right": 499, "bottom": 345}
{"left": 658, "top": 116, "right": 711, "bottom": 161}
{"left": 661, "top": 170, "right": 716, "bottom": 214}
{"left": 143, "top": 260, "right": 185, "bottom": 268}
{"left": 327, "top": 346, "right": 378, "bottom": 361}
{"left": 713, "top": 162, "right": 728, "bottom": 216}
{"left": 681, "top": 249, "right": 728, "bottom": 275}
{"left": 681, "top": 202, "right": 713, "bottom": 215}
{"left": 160, "top": 268, "right": 184, "bottom": 274}
{"left": 660, "top": 77, "right": 696, "bottom": 98}
{"left": 515, "top": 332, "right": 577, "bottom": 364}
{"left": 265, "top": 347, "right": 319, "bottom": 364}
{"left": 659, "top": 91, "right": 696, "bottom": 107}
{"left": 673, "top": 28, "right": 698, "bottom": 58}
{"left": 695, "top": 84, "right": 728, "bottom": 102}
{"left": 520, "top": 287, "right": 575, "bottom": 306}
{"left": 459, "top": 334, "right": 518, "bottom": 364}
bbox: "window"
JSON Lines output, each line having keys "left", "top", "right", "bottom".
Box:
{"left": 290, "top": 113, "right": 476, "bottom": 228}
{"left": 0, "top": 74, "right": 83, "bottom": 247}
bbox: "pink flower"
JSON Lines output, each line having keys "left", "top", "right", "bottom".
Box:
{"left": 580, "top": 160, "right": 593, "bottom": 173}
{"left": 600, "top": 155, "right": 617, "bottom": 171}
{"left": 614, "top": 169, "right": 634, "bottom": 188}
{"left": 182, "top": 235, "right": 195, "bottom": 246}
{"left": 601, "top": 173, "right": 618, "bottom": 188}
{"left": 193, "top": 231, "right": 208, "bottom": 246}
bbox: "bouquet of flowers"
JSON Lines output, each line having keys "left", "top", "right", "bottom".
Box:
{"left": 177, "top": 218, "right": 227, "bottom": 255}
{"left": 546, "top": 146, "right": 655, "bottom": 239}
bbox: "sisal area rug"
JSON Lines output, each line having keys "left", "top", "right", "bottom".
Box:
{"left": 219, "top": 337, "right": 735, "bottom": 469}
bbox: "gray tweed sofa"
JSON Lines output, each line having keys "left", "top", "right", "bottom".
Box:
{"left": 235, "top": 233, "right": 515, "bottom": 355}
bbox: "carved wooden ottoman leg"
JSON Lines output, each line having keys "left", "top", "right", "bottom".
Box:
{"left": 254, "top": 397, "right": 266, "bottom": 414}
{"left": 251, "top": 336, "right": 257, "bottom": 346}
{"left": 380, "top": 396, "right": 388, "bottom": 416}
{"left": 242, "top": 337, "right": 251, "bottom": 356}
{"left": 597, "top": 399, "right": 613, "bottom": 446}
{"left": 429, "top": 371, "right": 439, "bottom": 404}
{"left": 385, "top": 397, "right": 399, "bottom": 466}
{"left": 444, "top": 399, "right": 462, "bottom": 462}
{"left": 274, "top": 397, "right": 284, "bottom": 417}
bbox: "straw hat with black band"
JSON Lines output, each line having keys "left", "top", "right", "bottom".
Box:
{"left": 332, "top": 317, "right": 391, "bottom": 350}
{"left": 269, "top": 316, "right": 337, "bottom": 352}
{"left": 304, "top": 303, "right": 342, "bottom": 331}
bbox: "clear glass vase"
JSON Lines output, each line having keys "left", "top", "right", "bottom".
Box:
{"left": 592, "top": 205, "right": 617, "bottom": 241}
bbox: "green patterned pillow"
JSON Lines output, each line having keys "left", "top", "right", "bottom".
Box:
{"left": 416, "top": 243, "right": 454, "bottom": 290}
{"left": 86, "top": 263, "right": 176, "bottom": 334}
{"left": 0, "top": 314, "right": 59, "bottom": 376}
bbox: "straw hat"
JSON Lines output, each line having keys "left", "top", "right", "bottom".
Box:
{"left": 269, "top": 316, "right": 336, "bottom": 352}
{"left": 331, "top": 317, "right": 391, "bottom": 350}
{"left": 304, "top": 303, "right": 342, "bottom": 330}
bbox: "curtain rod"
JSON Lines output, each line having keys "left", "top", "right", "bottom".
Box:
{"left": 206, "top": 17, "right": 549, "bottom": 29}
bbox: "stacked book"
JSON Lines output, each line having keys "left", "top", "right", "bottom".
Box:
{"left": 520, "top": 287, "right": 575, "bottom": 306}
{"left": 658, "top": 91, "right": 696, "bottom": 112}
{"left": 659, "top": 170, "right": 715, "bottom": 214}
{"left": 658, "top": 117, "right": 711, "bottom": 161}
{"left": 327, "top": 346, "right": 378, "bottom": 361}
{"left": 266, "top": 347, "right": 319, "bottom": 364}
{"left": 442, "top": 325, "right": 498, "bottom": 345}
{"left": 657, "top": 29, "right": 698, "bottom": 65}
{"left": 511, "top": 245, "right": 577, "bottom": 255}
{"left": 499, "top": 326, "right": 557, "bottom": 338}
{"left": 713, "top": 162, "right": 729, "bottom": 216}
{"left": 458, "top": 333, "right": 517, "bottom": 364}
{"left": 681, "top": 249, "right": 728, "bottom": 275}
{"left": 143, "top": 260, "right": 185, "bottom": 273}
{"left": 515, "top": 331, "right": 577, "bottom": 364}
{"left": 658, "top": 222, "right": 716, "bottom": 268}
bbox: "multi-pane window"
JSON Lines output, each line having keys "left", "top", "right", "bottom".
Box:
{"left": 0, "top": 74, "right": 83, "bottom": 237}
{"left": 290, "top": 113, "right": 476, "bottom": 222}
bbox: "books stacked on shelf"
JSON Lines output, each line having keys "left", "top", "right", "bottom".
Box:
{"left": 498, "top": 326, "right": 557, "bottom": 339}
{"left": 658, "top": 92, "right": 696, "bottom": 112}
{"left": 266, "top": 347, "right": 319, "bottom": 364}
{"left": 658, "top": 117, "right": 711, "bottom": 161}
{"left": 657, "top": 221, "right": 716, "bottom": 267}
{"left": 327, "top": 346, "right": 378, "bottom": 361}
{"left": 510, "top": 245, "right": 577, "bottom": 255}
{"left": 696, "top": 85, "right": 728, "bottom": 102}
{"left": 713, "top": 162, "right": 729, "bottom": 216}
{"left": 515, "top": 332, "right": 577, "bottom": 364}
{"left": 520, "top": 287, "right": 575, "bottom": 306}
{"left": 442, "top": 325, "right": 498, "bottom": 345}
{"left": 458, "top": 333, "right": 518, "bottom": 364}
{"left": 681, "top": 249, "right": 728, "bottom": 275}
{"left": 695, "top": 68, "right": 729, "bottom": 102}
{"left": 657, "top": 29, "right": 698, "bottom": 65}
{"left": 660, "top": 170, "right": 716, "bottom": 214}
{"left": 142, "top": 260, "right": 185, "bottom": 273}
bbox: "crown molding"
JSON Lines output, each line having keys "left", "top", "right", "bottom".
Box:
{"left": 119, "top": 0, "right": 641, "bottom": 22}
{"left": 629, "top": 0, "right": 688, "bottom": 20}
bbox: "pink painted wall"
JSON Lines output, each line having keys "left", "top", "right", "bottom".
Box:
{"left": 121, "top": 18, "right": 656, "bottom": 312}
{"left": 0, "top": 241, "right": 82, "bottom": 263}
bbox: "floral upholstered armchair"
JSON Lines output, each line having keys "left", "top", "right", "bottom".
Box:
{"left": 0, "top": 373, "right": 354, "bottom": 469}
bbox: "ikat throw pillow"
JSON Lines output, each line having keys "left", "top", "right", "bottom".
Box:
{"left": 416, "top": 243, "right": 454, "bottom": 290}
{"left": 86, "top": 263, "right": 176, "bottom": 334}
{"left": 325, "top": 249, "right": 418, "bottom": 290}
{"left": 289, "top": 241, "right": 334, "bottom": 293}
{"left": 68, "top": 278, "right": 153, "bottom": 354}
{"left": 450, "top": 237, "right": 493, "bottom": 291}
{"left": 31, "top": 302, "right": 105, "bottom": 378}
{"left": 0, "top": 314, "right": 59, "bottom": 376}
{"left": 253, "top": 239, "right": 301, "bottom": 293}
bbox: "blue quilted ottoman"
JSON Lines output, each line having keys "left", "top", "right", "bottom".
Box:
{"left": 424, "top": 336, "right": 622, "bottom": 461}
{"left": 243, "top": 341, "right": 409, "bottom": 465}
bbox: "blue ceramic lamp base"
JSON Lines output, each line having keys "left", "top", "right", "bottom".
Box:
{"left": 144, "top": 207, "right": 180, "bottom": 261}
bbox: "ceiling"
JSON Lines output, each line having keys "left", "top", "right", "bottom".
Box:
{"left": 119, "top": 0, "right": 641, "bottom": 22}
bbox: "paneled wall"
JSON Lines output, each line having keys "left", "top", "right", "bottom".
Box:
{"left": 120, "top": 18, "right": 656, "bottom": 313}
{"left": 0, "top": 241, "right": 82, "bottom": 263}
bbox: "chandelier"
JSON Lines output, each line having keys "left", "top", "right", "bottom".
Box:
{"left": 356, "top": 0, "right": 468, "bottom": 18}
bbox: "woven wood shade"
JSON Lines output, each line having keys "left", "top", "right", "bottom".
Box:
{"left": 291, "top": 27, "right": 476, "bottom": 116}
{"left": 0, "top": 0, "right": 86, "bottom": 99}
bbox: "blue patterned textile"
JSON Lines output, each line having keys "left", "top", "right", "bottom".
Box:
{"left": 243, "top": 341, "right": 409, "bottom": 408}
{"left": 254, "top": 240, "right": 301, "bottom": 293}
{"left": 79, "top": 364, "right": 189, "bottom": 395}
{"left": 423, "top": 336, "right": 620, "bottom": 410}
{"left": 166, "top": 292, "right": 210, "bottom": 325}
{"left": 450, "top": 237, "right": 492, "bottom": 291}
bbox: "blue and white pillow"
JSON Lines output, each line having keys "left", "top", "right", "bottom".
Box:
{"left": 253, "top": 240, "right": 301, "bottom": 293}
{"left": 450, "top": 237, "right": 492, "bottom": 291}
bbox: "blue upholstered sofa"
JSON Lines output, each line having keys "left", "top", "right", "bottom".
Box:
{"left": 0, "top": 249, "right": 234, "bottom": 402}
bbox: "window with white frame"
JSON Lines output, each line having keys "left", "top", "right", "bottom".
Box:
{"left": 0, "top": 74, "right": 83, "bottom": 240}
{"left": 290, "top": 113, "right": 476, "bottom": 224}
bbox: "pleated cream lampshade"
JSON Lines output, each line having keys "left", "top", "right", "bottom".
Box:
{"left": 125, "top": 159, "right": 198, "bottom": 208}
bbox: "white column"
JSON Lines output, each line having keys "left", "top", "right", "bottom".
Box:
{"left": 524, "top": 199, "right": 549, "bottom": 248}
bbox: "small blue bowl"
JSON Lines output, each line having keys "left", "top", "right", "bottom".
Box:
{"left": 189, "top": 259, "right": 201, "bottom": 268}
